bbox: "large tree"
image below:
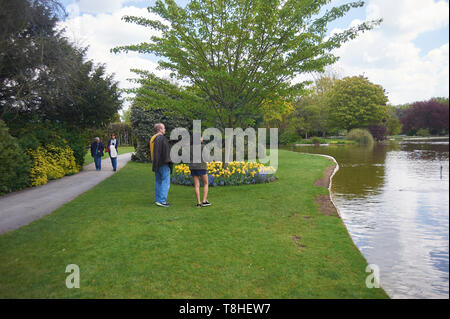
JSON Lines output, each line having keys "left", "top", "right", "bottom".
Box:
{"left": 326, "top": 76, "right": 388, "bottom": 131}
{"left": 400, "top": 100, "right": 449, "bottom": 136}
{"left": 0, "top": 0, "right": 122, "bottom": 129}
{"left": 0, "top": 0, "right": 66, "bottom": 119}
{"left": 113, "top": 0, "right": 381, "bottom": 129}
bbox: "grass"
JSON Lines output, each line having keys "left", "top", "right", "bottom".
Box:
{"left": 291, "top": 138, "right": 355, "bottom": 145}
{"left": 83, "top": 146, "right": 135, "bottom": 165}
{"left": 0, "top": 150, "right": 388, "bottom": 298}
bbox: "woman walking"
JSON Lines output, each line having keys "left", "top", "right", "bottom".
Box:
{"left": 189, "top": 137, "right": 211, "bottom": 208}
{"left": 107, "top": 133, "right": 119, "bottom": 171}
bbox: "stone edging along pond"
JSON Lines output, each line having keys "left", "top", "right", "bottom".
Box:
{"left": 300, "top": 152, "right": 341, "bottom": 218}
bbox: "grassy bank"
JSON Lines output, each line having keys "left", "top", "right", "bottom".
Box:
{"left": 289, "top": 137, "right": 355, "bottom": 145}
{"left": 0, "top": 150, "right": 387, "bottom": 298}
{"left": 83, "top": 146, "right": 135, "bottom": 165}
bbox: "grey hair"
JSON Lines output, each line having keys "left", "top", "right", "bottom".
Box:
{"left": 94, "top": 137, "right": 100, "bottom": 141}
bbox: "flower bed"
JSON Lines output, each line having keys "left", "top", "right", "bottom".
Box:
{"left": 171, "top": 161, "right": 276, "bottom": 186}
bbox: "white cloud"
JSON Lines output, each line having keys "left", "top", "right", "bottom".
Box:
{"left": 60, "top": 6, "right": 170, "bottom": 111}
{"left": 329, "top": 0, "right": 449, "bottom": 104}
{"left": 60, "top": 0, "right": 449, "bottom": 109}
{"left": 66, "top": 0, "right": 145, "bottom": 14}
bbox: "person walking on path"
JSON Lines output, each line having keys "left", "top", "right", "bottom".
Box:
{"left": 189, "top": 137, "right": 211, "bottom": 208}
{"left": 107, "top": 133, "right": 119, "bottom": 171}
{"left": 150, "top": 123, "right": 172, "bottom": 207}
{"left": 91, "top": 137, "right": 104, "bottom": 171}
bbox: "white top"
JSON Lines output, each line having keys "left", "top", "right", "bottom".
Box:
{"left": 110, "top": 139, "right": 118, "bottom": 158}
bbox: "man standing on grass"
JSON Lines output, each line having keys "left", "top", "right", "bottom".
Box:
{"left": 150, "top": 123, "right": 172, "bottom": 207}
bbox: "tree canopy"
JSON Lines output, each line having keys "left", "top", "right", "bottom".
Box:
{"left": 1, "top": 0, "right": 122, "bottom": 129}
{"left": 400, "top": 100, "right": 449, "bottom": 135}
{"left": 113, "top": 0, "right": 381, "bottom": 129}
{"left": 326, "top": 76, "right": 388, "bottom": 131}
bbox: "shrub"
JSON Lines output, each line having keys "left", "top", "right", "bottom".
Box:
{"left": 368, "top": 125, "right": 387, "bottom": 141}
{"left": 311, "top": 137, "right": 322, "bottom": 146}
{"left": 416, "top": 128, "right": 430, "bottom": 137}
{"left": 0, "top": 120, "right": 31, "bottom": 194}
{"left": 171, "top": 161, "right": 276, "bottom": 187}
{"left": 16, "top": 124, "right": 86, "bottom": 167}
{"left": 279, "top": 131, "right": 299, "bottom": 144}
{"left": 400, "top": 99, "right": 449, "bottom": 135}
{"left": 346, "top": 128, "right": 374, "bottom": 145}
{"left": 28, "top": 145, "right": 80, "bottom": 187}
{"left": 130, "top": 106, "right": 191, "bottom": 162}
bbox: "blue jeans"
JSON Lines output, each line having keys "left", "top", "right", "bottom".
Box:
{"left": 155, "top": 164, "right": 171, "bottom": 204}
{"left": 94, "top": 155, "right": 102, "bottom": 170}
{"left": 110, "top": 156, "right": 117, "bottom": 171}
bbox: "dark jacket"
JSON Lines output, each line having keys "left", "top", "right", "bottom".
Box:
{"left": 189, "top": 143, "right": 207, "bottom": 171}
{"left": 152, "top": 134, "right": 172, "bottom": 173}
{"left": 91, "top": 141, "right": 104, "bottom": 157}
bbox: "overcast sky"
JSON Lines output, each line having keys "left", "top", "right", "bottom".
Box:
{"left": 59, "top": 0, "right": 449, "bottom": 108}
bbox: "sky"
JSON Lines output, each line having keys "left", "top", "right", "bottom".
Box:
{"left": 58, "top": 0, "right": 449, "bottom": 108}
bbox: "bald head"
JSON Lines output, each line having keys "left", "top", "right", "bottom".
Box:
{"left": 154, "top": 123, "right": 166, "bottom": 134}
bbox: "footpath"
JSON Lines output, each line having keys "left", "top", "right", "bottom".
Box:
{"left": 0, "top": 153, "right": 133, "bottom": 234}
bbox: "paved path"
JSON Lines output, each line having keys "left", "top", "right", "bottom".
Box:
{"left": 0, "top": 153, "right": 133, "bottom": 235}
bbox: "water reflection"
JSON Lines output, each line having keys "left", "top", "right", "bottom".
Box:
{"left": 283, "top": 140, "right": 449, "bottom": 298}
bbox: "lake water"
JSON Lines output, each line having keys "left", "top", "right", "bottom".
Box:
{"left": 283, "top": 140, "right": 449, "bottom": 299}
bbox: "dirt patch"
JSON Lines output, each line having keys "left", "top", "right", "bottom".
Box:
{"left": 315, "top": 195, "right": 339, "bottom": 217}
{"left": 314, "top": 164, "right": 336, "bottom": 188}
{"left": 314, "top": 163, "right": 340, "bottom": 217}
{"left": 293, "top": 235, "right": 306, "bottom": 249}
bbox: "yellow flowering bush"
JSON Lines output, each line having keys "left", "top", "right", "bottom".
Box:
{"left": 172, "top": 161, "right": 276, "bottom": 186}
{"left": 28, "top": 145, "right": 80, "bottom": 186}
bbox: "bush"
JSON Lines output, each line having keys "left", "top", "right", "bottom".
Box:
{"left": 0, "top": 120, "right": 31, "bottom": 194}
{"left": 130, "top": 106, "right": 191, "bottom": 162}
{"left": 279, "top": 131, "right": 299, "bottom": 144}
{"left": 400, "top": 99, "right": 449, "bottom": 135}
{"left": 16, "top": 124, "right": 86, "bottom": 167}
{"left": 28, "top": 145, "right": 80, "bottom": 187}
{"left": 311, "top": 137, "right": 322, "bottom": 146}
{"left": 346, "top": 129, "right": 374, "bottom": 145}
{"left": 416, "top": 128, "right": 430, "bottom": 137}
{"left": 368, "top": 125, "right": 387, "bottom": 141}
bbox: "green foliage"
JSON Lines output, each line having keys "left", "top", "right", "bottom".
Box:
{"left": 125, "top": 70, "right": 209, "bottom": 126}
{"left": 279, "top": 131, "right": 300, "bottom": 144}
{"left": 13, "top": 124, "right": 86, "bottom": 167}
{"left": 85, "top": 122, "right": 135, "bottom": 149}
{"left": 311, "top": 137, "right": 322, "bottom": 145}
{"left": 346, "top": 128, "right": 374, "bottom": 145}
{"left": 294, "top": 75, "right": 339, "bottom": 136}
{"left": 121, "top": 108, "right": 132, "bottom": 125}
{"left": 431, "top": 97, "right": 449, "bottom": 106}
{"left": 1, "top": 0, "right": 122, "bottom": 129}
{"left": 130, "top": 106, "right": 191, "bottom": 162}
{"left": 327, "top": 76, "right": 388, "bottom": 131}
{"left": 113, "top": 0, "right": 381, "bottom": 129}
{"left": 416, "top": 128, "right": 430, "bottom": 137}
{"left": 0, "top": 120, "right": 31, "bottom": 194}
{"left": 385, "top": 106, "right": 402, "bottom": 135}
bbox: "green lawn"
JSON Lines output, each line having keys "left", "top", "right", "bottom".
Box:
{"left": 83, "top": 146, "right": 135, "bottom": 165}
{"left": 0, "top": 150, "right": 388, "bottom": 298}
{"left": 292, "top": 138, "right": 355, "bottom": 145}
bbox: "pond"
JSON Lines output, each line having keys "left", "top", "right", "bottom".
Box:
{"left": 283, "top": 140, "right": 449, "bottom": 299}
